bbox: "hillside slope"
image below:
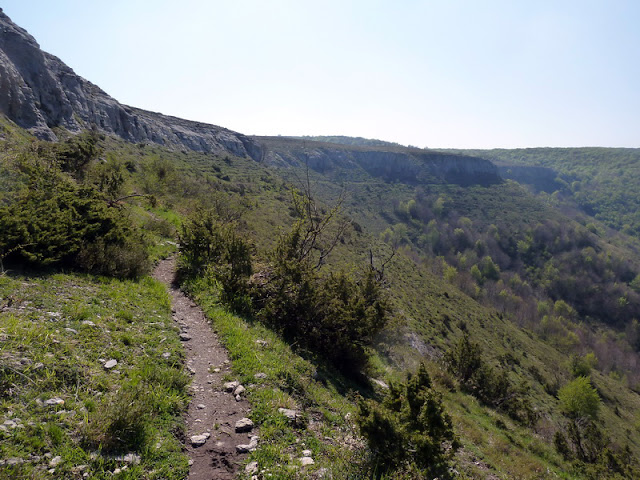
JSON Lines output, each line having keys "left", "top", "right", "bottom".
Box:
{"left": 448, "top": 147, "right": 640, "bottom": 237}
{"left": 2, "top": 11, "right": 640, "bottom": 479}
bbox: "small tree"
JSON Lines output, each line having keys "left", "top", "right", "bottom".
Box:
{"left": 554, "top": 376, "right": 607, "bottom": 465}
{"left": 358, "top": 364, "right": 459, "bottom": 478}
{"left": 444, "top": 334, "right": 482, "bottom": 383}
{"left": 178, "top": 209, "right": 253, "bottom": 313}
{"left": 0, "top": 148, "right": 149, "bottom": 277}
{"left": 444, "top": 335, "right": 536, "bottom": 424}
{"left": 251, "top": 184, "right": 389, "bottom": 374}
{"left": 558, "top": 376, "right": 600, "bottom": 420}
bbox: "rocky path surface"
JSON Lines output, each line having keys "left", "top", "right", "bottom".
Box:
{"left": 153, "top": 258, "right": 255, "bottom": 480}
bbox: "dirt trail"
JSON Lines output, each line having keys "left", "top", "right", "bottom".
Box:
{"left": 153, "top": 258, "right": 253, "bottom": 480}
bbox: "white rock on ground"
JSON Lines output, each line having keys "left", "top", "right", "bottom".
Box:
{"left": 233, "top": 384, "right": 246, "bottom": 396}
{"left": 300, "top": 457, "right": 315, "bottom": 466}
{"left": 103, "top": 359, "right": 118, "bottom": 369}
{"left": 245, "top": 461, "right": 258, "bottom": 474}
{"left": 223, "top": 381, "right": 239, "bottom": 392}
{"left": 235, "top": 418, "right": 254, "bottom": 432}
{"left": 190, "top": 433, "right": 210, "bottom": 447}
{"left": 236, "top": 436, "right": 259, "bottom": 453}
{"left": 278, "top": 408, "right": 297, "bottom": 422}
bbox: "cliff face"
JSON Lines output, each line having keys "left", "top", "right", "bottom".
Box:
{"left": 0, "top": 9, "right": 499, "bottom": 184}
{"left": 256, "top": 137, "right": 501, "bottom": 186}
{"left": 0, "top": 9, "right": 261, "bottom": 159}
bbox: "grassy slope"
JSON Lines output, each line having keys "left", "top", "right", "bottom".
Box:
{"left": 0, "top": 271, "right": 189, "bottom": 479}
{"left": 3, "top": 124, "right": 640, "bottom": 478}
{"left": 101, "top": 135, "right": 640, "bottom": 478}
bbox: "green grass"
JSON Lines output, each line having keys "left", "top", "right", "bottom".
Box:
{"left": 184, "top": 274, "right": 370, "bottom": 479}
{"left": 0, "top": 271, "right": 189, "bottom": 479}
{"left": 4, "top": 125, "right": 640, "bottom": 478}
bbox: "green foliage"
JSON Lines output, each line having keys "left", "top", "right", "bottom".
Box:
{"left": 256, "top": 253, "right": 388, "bottom": 373}
{"left": 445, "top": 335, "right": 536, "bottom": 424}
{"left": 555, "top": 417, "right": 639, "bottom": 478}
{"left": 91, "top": 153, "right": 126, "bottom": 200}
{"left": 83, "top": 381, "right": 153, "bottom": 452}
{"left": 463, "top": 147, "right": 640, "bottom": 237}
{"left": 0, "top": 146, "right": 149, "bottom": 277}
{"left": 178, "top": 208, "right": 253, "bottom": 312}
{"left": 357, "top": 364, "right": 458, "bottom": 478}
{"left": 570, "top": 353, "right": 598, "bottom": 378}
{"left": 443, "top": 334, "right": 483, "bottom": 383}
{"left": 479, "top": 255, "right": 500, "bottom": 281}
{"left": 55, "top": 130, "right": 103, "bottom": 178}
{"left": 558, "top": 376, "right": 600, "bottom": 420}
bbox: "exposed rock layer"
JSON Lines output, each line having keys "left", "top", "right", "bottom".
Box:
{"left": 255, "top": 136, "right": 502, "bottom": 186}
{"left": 0, "top": 8, "right": 500, "bottom": 186}
{"left": 0, "top": 9, "right": 261, "bottom": 159}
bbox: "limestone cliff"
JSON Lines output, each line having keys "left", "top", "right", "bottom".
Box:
{"left": 0, "top": 9, "right": 261, "bottom": 159}
{"left": 256, "top": 137, "right": 501, "bottom": 186}
{"left": 0, "top": 8, "right": 499, "bottom": 185}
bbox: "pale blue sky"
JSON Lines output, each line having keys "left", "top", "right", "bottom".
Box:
{"left": 3, "top": 1, "right": 639, "bottom": 148}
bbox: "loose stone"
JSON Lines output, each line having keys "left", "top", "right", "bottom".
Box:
{"left": 300, "top": 457, "right": 315, "bottom": 466}
{"left": 223, "top": 381, "right": 239, "bottom": 392}
{"left": 104, "top": 359, "right": 118, "bottom": 369}
{"left": 235, "top": 418, "right": 254, "bottom": 433}
{"left": 233, "top": 384, "right": 246, "bottom": 396}
{"left": 190, "top": 434, "right": 209, "bottom": 447}
{"left": 278, "top": 408, "right": 297, "bottom": 423}
{"left": 236, "top": 436, "right": 259, "bottom": 453}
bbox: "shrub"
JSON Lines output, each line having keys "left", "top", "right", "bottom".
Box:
{"left": 178, "top": 208, "right": 253, "bottom": 313}
{"left": 0, "top": 151, "right": 149, "bottom": 277}
{"left": 83, "top": 382, "right": 153, "bottom": 453}
{"left": 445, "top": 335, "right": 536, "bottom": 424}
{"left": 254, "top": 222, "right": 389, "bottom": 373}
{"left": 249, "top": 188, "right": 389, "bottom": 374}
{"left": 358, "top": 364, "right": 459, "bottom": 478}
{"left": 558, "top": 376, "right": 600, "bottom": 420}
{"left": 56, "top": 130, "right": 102, "bottom": 178}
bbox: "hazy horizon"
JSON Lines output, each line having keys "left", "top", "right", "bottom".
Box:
{"left": 3, "top": 1, "right": 639, "bottom": 149}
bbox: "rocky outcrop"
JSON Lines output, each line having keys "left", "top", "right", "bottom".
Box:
{"left": 0, "top": 8, "right": 497, "bottom": 183}
{"left": 498, "top": 165, "right": 563, "bottom": 193}
{"left": 0, "top": 9, "right": 261, "bottom": 159}
{"left": 256, "top": 137, "right": 501, "bottom": 186}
